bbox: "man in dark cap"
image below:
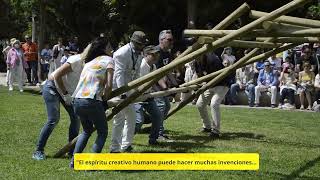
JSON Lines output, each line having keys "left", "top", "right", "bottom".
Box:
{"left": 110, "top": 31, "right": 148, "bottom": 152}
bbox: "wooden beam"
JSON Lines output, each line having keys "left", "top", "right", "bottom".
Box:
{"left": 198, "top": 37, "right": 281, "bottom": 48}
{"left": 250, "top": 10, "right": 320, "bottom": 28}
{"left": 256, "top": 37, "right": 320, "bottom": 43}
{"left": 262, "top": 21, "right": 309, "bottom": 32}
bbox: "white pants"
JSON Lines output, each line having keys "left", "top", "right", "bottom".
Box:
{"left": 255, "top": 85, "right": 277, "bottom": 105}
{"left": 196, "top": 86, "right": 229, "bottom": 132}
{"left": 6, "top": 69, "right": 9, "bottom": 85}
{"left": 110, "top": 104, "right": 136, "bottom": 152}
{"left": 181, "top": 67, "right": 197, "bottom": 102}
{"left": 8, "top": 63, "right": 24, "bottom": 91}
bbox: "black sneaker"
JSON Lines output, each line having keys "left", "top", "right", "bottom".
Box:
{"left": 122, "top": 146, "right": 134, "bottom": 153}
{"left": 209, "top": 130, "right": 221, "bottom": 139}
{"left": 148, "top": 140, "right": 160, "bottom": 146}
{"left": 200, "top": 128, "right": 212, "bottom": 133}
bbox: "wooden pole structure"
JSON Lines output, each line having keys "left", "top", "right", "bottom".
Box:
{"left": 198, "top": 37, "right": 281, "bottom": 48}
{"left": 178, "top": 3, "right": 251, "bottom": 59}
{"left": 111, "top": 0, "right": 310, "bottom": 99}
{"left": 181, "top": 43, "right": 298, "bottom": 88}
{"left": 262, "top": 21, "right": 309, "bottom": 31}
{"left": 108, "top": 85, "right": 201, "bottom": 107}
{"left": 250, "top": 10, "right": 320, "bottom": 28}
{"left": 256, "top": 37, "right": 320, "bottom": 43}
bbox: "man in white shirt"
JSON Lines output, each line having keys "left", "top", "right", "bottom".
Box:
{"left": 135, "top": 45, "right": 162, "bottom": 145}
{"left": 111, "top": 31, "right": 148, "bottom": 152}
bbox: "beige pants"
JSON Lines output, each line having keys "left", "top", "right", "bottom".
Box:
{"left": 196, "top": 86, "right": 229, "bottom": 132}
{"left": 255, "top": 85, "right": 277, "bottom": 105}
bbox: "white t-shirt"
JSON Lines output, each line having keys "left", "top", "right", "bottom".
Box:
{"left": 140, "top": 58, "right": 156, "bottom": 93}
{"left": 222, "top": 54, "right": 236, "bottom": 64}
{"left": 140, "top": 58, "right": 156, "bottom": 77}
{"left": 315, "top": 74, "right": 320, "bottom": 88}
{"left": 268, "top": 57, "right": 282, "bottom": 70}
{"left": 51, "top": 54, "right": 83, "bottom": 94}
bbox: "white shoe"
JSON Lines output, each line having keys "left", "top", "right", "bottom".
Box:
{"left": 278, "top": 104, "right": 283, "bottom": 109}
{"left": 9, "top": 86, "right": 13, "bottom": 91}
{"left": 19, "top": 89, "right": 24, "bottom": 93}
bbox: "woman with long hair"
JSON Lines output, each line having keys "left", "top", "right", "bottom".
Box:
{"left": 70, "top": 37, "right": 114, "bottom": 168}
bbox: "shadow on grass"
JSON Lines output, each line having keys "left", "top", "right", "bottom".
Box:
{"left": 219, "top": 132, "right": 265, "bottom": 140}
{"left": 248, "top": 138, "right": 320, "bottom": 149}
{"left": 284, "top": 155, "right": 320, "bottom": 180}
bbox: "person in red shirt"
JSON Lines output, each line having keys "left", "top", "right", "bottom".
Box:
{"left": 22, "top": 35, "right": 38, "bottom": 85}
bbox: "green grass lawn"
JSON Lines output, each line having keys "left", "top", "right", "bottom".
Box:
{"left": 0, "top": 86, "right": 319, "bottom": 179}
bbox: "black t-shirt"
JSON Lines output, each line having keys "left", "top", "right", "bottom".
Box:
{"left": 155, "top": 46, "right": 173, "bottom": 69}
{"left": 196, "top": 52, "right": 235, "bottom": 87}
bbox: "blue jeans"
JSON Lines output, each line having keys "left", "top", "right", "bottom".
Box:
{"left": 36, "top": 80, "right": 79, "bottom": 154}
{"left": 155, "top": 96, "right": 171, "bottom": 136}
{"left": 73, "top": 98, "right": 108, "bottom": 154}
{"left": 230, "top": 83, "right": 255, "bottom": 106}
{"left": 135, "top": 98, "right": 161, "bottom": 143}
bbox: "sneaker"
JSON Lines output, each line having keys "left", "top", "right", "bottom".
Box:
{"left": 9, "top": 86, "right": 13, "bottom": 91}
{"left": 255, "top": 104, "right": 260, "bottom": 107}
{"left": 285, "top": 104, "right": 296, "bottom": 110}
{"left": 148, "top": 140, "right": 160, "bottom": 146}
{"left": 32, "top": 151, "right": 46, "bottom": 160}
{"left": 307, "top": 106, "right": 312, "bottom": 110}
{"left": 121, "top": 146, "right": 134, "bottom": 153}
{"left": 69, "top": 160, "right": 74, "bottom": 169}
{"left": 300, "top": 105, "right": 305, "bottom": 110}
{"left": 271, "top": 104, "right": 276, "bottom": 108}
{"left": 158, "top": 135, "right": 174, "bottom": 142}
{"left": 209, "top": 130, "right": 221, "bottom": 139}
{"left": 200, "top": 128, "right": 212, "bottom": 133}
{"left": 36, "top": 83, "right": 40, "bottom": 86}
{"left": 278, "top": 104, "right": 283, "bottom": 109}
{"left": 19, "top": 89, "right": 24, "bottom": 93}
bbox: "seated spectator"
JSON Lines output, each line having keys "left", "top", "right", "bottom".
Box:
{"left": 279, "top": 64, "right": 297, "bottom": 109}
{"left": 314, "top": 71, "right": 320, "bottom": 106}
{"left": 255, "top": 61, "right": 279, "bottom": 108}
{"left": 298, "top": 62, "right": 315, "bottom": 110}
{"left": 268, "top": 54, "right": 282, "bottom": 72}
{"left": 230, "top": 64, "right": 255, "bottom": 106}
{"left": 296, "top": 46, "right": 317, "bottom": 74}
{"left": 221, "top": 47, "right": 236, "bottom": 64}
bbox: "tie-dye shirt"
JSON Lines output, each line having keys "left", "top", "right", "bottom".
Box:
{"left": 73, "top": 55, "right": 114, "bottom": 101}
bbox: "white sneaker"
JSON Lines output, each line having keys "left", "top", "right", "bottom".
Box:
{"left": 278, "top": 104, "right": 283, "bottom": 109}
{"left": 20, "top": 89, "right": 24, "bottom": 93}
{"left": 9, "top": 86, "right": 13, "bottom": 91}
